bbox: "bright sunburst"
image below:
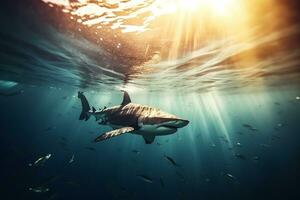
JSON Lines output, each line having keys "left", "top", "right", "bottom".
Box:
{"left": 176, "top": 0, "right": 200, "bottom": 11}
{"left": 176, "top": 0, "right": 236, "bottom": 15}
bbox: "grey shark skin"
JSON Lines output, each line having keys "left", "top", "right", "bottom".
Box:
{"left": 78, "top": 91, "right": 189, "bottom": 144}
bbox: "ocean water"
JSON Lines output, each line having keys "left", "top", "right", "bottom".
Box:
{"left": 1, "top": 0, "right": 300, "bottom": 200}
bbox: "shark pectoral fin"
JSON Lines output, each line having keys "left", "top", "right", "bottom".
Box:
{"left": 142, "top": 135, "right": 155, "bottom": 144}
{"left": 94, "top": 127, "right": 135, "bottom": 143}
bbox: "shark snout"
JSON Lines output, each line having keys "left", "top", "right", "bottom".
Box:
{"left": 174, "top": 119, "right": 189, "bottom": 128}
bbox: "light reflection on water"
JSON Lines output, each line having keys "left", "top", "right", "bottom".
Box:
{"left": 0, "top": 0, "right": 299, "bottom": 93}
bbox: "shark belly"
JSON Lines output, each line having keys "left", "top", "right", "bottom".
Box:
{"left": 133, "top": 124, "right": 177, "bottom": 136}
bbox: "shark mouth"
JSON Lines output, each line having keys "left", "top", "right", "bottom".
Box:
{"left": 158, "top": 125, "right": 178, "bottom": 130}
{"left": 157, "top": 119, "right": 189, "bottom": 129}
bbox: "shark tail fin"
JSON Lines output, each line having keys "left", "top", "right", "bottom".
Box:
{"left": 79, "top": 111, "right": 90, "bottom": 121}
{"left": 78, "top": 91, "right": 91, "bottom": 121}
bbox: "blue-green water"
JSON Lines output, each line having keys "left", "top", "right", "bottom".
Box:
{"left": 1, "top": 0, "right": 300, "bottom": 200}
{"left": 1, "top": 85, "right": 300, "bottom": 199}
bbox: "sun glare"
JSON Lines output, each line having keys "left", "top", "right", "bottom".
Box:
{"left": 176, "top": 0, "right": 199, "bottom": 11}
{"left": 176, "top": 0, "right": 236, "bottom": 15}
{"left": 210, "top": 0, "right": 234, "bottom": 16}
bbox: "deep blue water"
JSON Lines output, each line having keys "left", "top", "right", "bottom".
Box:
{"left": 1, "top": 85, "right": 300, "bottom": 199}
{"left": 1, "top": 0, "right": 300, "bottom": 200}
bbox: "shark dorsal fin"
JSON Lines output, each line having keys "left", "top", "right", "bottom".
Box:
{"left": 121, "top": 91, "right": 131, "bottom": 106}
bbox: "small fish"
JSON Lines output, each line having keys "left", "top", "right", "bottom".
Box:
{"left": 69, "top": 154, "right": 75, "bottom": 163}
{"left": 234, "top": 153, "right": 246, "bottom": 160}
{"left": 157, "top": 142, "right": 162, "bottom": 146}
{"left": 131, "top": 150, "right": 140, "bottom": 154}
{"left": 243, "top": 124, "right": 258, "bottom": 131}
{"left": 164, "top": 155, "right": 180, "bottom": 167}
{"left": 137, "top": 175, "right": 153, "bottom": 183}
{"left": 29, "top": 154, "right": 51, "bottom": 167}
{"left": 226, "top": 173, "right": 236, "bottom": 180}
{"left": 253, "top": 156, "right": 260, "bottom": 161}
{"left": 160, "top": 177, "right": 165, "bottom": 188}
{"left": 85, "top": 147, "right": 96, "bottom": 151}
{"left": 235, "top": 142, "right": 242, "bottom": 147}
{"left": 274, "top": 102, "right": 281, "bottom": 106}
{"left": 28, "top": 186, "right": 49, "bottom": 193}
{"left": 243, "top": 124, "right": 252, "bottom": 128}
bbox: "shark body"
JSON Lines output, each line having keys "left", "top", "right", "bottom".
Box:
{"left": 78, "top": 91, "right": 189, "bottom": 144}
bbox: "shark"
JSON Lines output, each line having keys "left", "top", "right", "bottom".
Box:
{"left": 78, "top": 91, "right": 189, "bottom": 144}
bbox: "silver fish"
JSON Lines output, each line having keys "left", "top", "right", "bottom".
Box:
{"left": 29, "top": 154, "right": 51, "bottom": 167}
{"left": 137, "top": 175, "right": 153, "bottom": 183}
{"left": 69, "top": 154, "right": 74, "bottom": 163}
{"left": 28, "top": 186, "right": 50, "bottom": 193}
